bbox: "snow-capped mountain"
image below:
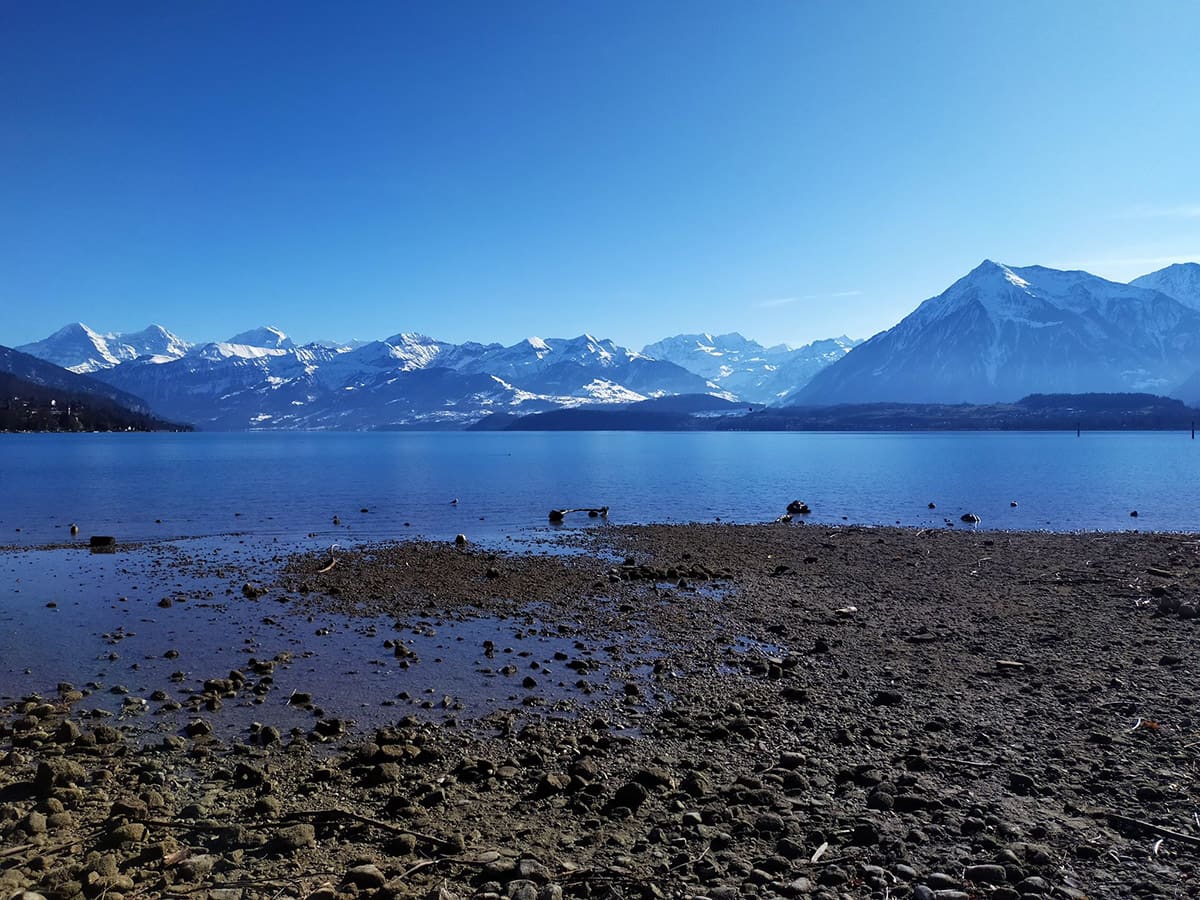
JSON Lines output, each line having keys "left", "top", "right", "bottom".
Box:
{"left": 1131, "top": 263, "right": 1200, "bottom": 311}
{"left": 226, "top": 326, "right": 295, "bottom": 349}
{"left": 793, "top": 260, "right": 1200, "bottom": 405}
{"left": 15, "top": 323, "right": 192, "bottom": 373}
{"left": 642, "top": 332, "right": 860, "bottom": 402}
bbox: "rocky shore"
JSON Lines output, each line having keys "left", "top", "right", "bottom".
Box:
{"left": 3, "top": 524, "right": 1199, "bottom": 899}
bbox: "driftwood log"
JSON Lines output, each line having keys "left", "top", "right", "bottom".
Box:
{"left": 548, "top": 506, "right": 609, "bottom": 523}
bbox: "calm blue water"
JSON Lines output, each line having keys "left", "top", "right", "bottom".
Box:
{"left": 1, "top": 431, "right": 1197, "bottom": 545}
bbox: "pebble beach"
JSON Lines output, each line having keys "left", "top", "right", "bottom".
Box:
{"left": 2, "top": 523, "right": 1199, "bottom": 899}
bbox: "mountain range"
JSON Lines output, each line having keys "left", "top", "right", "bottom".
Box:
{"left": 7, "top": 260, "right": 1200, "bottom": 429}
{"left": 11, "top": 326, "right": 857, "bottom": 429}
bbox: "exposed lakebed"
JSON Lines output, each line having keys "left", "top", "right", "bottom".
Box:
{"left": 3, "top": 523, "right": 1200, "bottom": 900}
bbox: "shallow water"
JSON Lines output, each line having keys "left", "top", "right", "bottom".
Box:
{"left": 0, "top": 536, "right": 648, "bottom": 737}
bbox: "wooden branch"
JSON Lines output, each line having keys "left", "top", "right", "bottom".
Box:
{"left": 926, "top": 754, "right": 999, "bottom": 768}
{"left": 1103, "top": 811, "right": 1200, "bottom": 848}
{"left": 399, "top": 859, "right": 439, "bottom": 879}
{"left": 281, "top": 808, "right": 458, "bottom": 849}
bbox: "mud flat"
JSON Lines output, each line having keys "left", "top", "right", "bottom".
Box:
{"left": 2, "top": 523, "right": 1199, "bottom": 899}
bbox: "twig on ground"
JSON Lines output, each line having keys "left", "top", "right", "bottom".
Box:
{"left": 281, "top": 808, "right": 460, "bottom": 849}
{"left": 399, "top": 859, "right": 439, "bottom": 879}
{"left": 1103, "top": 811, "right": 1200, "bottom": 848}
{"left": 926, "top": 754, "right": 998, "bottom": 768}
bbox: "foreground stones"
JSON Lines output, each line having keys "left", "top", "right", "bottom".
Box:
{"left": 3, "top": 524, "right": 1200, "bottom": 898}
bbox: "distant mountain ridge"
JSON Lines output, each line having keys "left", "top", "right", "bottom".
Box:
{"left": 11, "top": 321, "right": 854, "bottom": 429}
{"left": 0, "top": 344, "right": 186, "bottom": 431}
{"left": 0, "top": 344, "right": 157, "bottom": 413}
{"left": 478, "top": 392, "right": 1200, "bottom": 433}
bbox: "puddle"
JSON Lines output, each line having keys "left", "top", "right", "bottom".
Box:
{"left": 729, "top": 635, "right": 788, "bottom": 657}
{"left": 713, "top": 635, "right": 791, "bottom": 675}
{"left": 0, "top": 536, "right": 659, "bottom": 741}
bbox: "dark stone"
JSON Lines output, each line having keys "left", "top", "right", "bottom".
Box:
{"left": 270, "top": 823, "right": 316, "bottom": 853}
{"left": 965, "top": 864, "right": 1007, "bottom": 884}
{"left": 609, "top": 781, "right": 649, "bottom": 812}
{"left": 184, "top": 719, "right": 212, "bottom": 738}
{"left": 1009, "top": 771, "right": 1038, "bottom": 795}
{"left": 345, "top": 864, "right": 386, "bottom": 889}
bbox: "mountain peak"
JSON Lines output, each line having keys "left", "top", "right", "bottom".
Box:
{"left": 965, "top": 259, "right": 1027, "bottom": 284}
{"left": 226, "top": 326, "right": 294, "bottom": 349}
{"left": 1131, "top": 262, "right": 1200, "bottom": 311}
{"left": 54, "top": 322, "right": 101, "bottom": 338}
{"left": 385, "top": 332, "right": 439, "bottom": 346}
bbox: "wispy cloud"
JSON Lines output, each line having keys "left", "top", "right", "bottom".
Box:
{"left": 1116, "top": 204, "right": 1200, "bottom": 220}
{"left": 756, "top": 290, "right": 862, "bottom": 309}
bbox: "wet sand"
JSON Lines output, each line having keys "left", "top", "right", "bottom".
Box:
{"left": 2, "top": 523, "right": 1199, "bottom": 899}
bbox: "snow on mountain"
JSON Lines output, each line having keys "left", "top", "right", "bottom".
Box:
{"left": 98, "top": 340, "right": 346, "bottom": 428}
{"left": 1131, "top": 262, "right": 1200, "bottom": 311}
{"left": 226, "top": 326, "right": 295, "bottom": 349}
{"left": 74, "top": 327, "right": 711, "bottom": 429}
{"left": 455, "top": 334, "right": 630, "bottom": 378}
{"left": 16, "top": 323, "right": 192, "bottom": 373}
{"left": 642, "top": 332, "right": 790, "bottom": 380}
{"left": 755, "top": 337, "right": 862, "bottom": 400}
{"left": 642, "top": 332, "right": 858, "bottom": 403}
{"left": 793, "top": 260, "right": 1200, "bottom": 405}
{"left": 375, "top": 333, "right": 455, "bottom": 370}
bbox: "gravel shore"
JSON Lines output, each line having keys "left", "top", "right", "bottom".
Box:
{"left": 3, "top": 523, "right": 1199, "bottom": 899}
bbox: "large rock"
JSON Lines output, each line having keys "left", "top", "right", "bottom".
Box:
{"left": 270, "top": 823, "right": 316, "bottom": 854}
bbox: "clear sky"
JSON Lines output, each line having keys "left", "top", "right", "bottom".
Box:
{"left": 3, "top": 1, "right": 1198, "bottom": 350}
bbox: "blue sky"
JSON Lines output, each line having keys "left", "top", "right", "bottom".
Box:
{"left": 3, "top": 1, "right": 1198, "bottom": 349}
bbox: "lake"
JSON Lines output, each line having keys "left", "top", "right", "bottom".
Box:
{"left": 1, "top": 430, "right": 1197, "bottom": 545}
